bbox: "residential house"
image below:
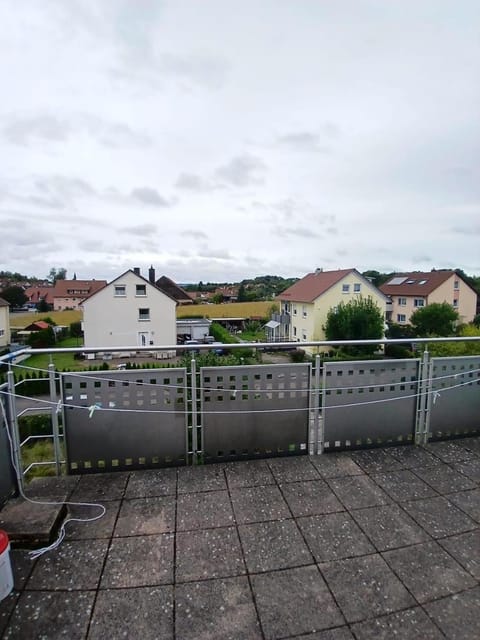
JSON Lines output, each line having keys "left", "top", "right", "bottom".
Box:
{"left": 82, "top": 269, "right": 177, "bottom": 349}
{"left": 53, "top": 279, "right": 107, "bottom": 311}
{"left": 0, "top": 298, "right": 10, "bottom": 348}
{"left": 156, "top": 274, "right": 194, "bottom": 305}
{"left": 380, "top": 270, "right": 477, "bottom": 325}
{"left": 276, "top": 268, "right": 388, "bottom": 352}
{"left": 24, "top": 285, "right": 55, "bottom": 309}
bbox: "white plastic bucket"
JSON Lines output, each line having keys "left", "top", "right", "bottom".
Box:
{"left": 0, "top": 530, "right": 14, "bottom": 601}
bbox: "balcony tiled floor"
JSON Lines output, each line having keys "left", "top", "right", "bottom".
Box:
{"left": 1, "top": 437, "right": 480, "bottom": 639}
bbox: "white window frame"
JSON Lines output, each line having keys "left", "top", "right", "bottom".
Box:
{"left": 302, "top": 330, "right": 307, "bottom": 341}
{"left": 136, "top": 284, "right": 147, "bottom": 297}
{"left": 293, "top": 305, "right": 297, "bottom": 316}
{"left": 302, "top": 305, "right": 307, "bottom": 318}
{"left": 414, "top": 298, "right": 425, "bottom": 307}
{"left": 114, "top": 285, "right": 126, "bottom": 297}
{"left": 398, "top": 298, "right": 406, "bottom": 306}
{"left": 138, "top": 308, "right": 150, "bottom": 321}
{"left": 397, "top": 314, "right": 406, "bottom": 323}
{"left": 353, "top": 283, "right": 361, "bottom": 293}
{"left": 454, "top": 280, "right": 459, "bottom": 290}
{"left": 0, "top": 329, "right": 4, "bottom": 337}
{"left": 293, "top": 326, "right": 297, "bottom": 337}
{"left": 342, "top": 284, "right": 350, "bottom": 293}
{"left": 453, "top": 299, "right": 458, "bottom": 308}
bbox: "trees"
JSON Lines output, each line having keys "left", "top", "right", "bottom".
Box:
{"left": 324, "top": 297, "right": 385, "bottom": 354}
{"left": 0, "top": 285, "right": 27, "bottom": 308}
{"left": 47, "top": 267, "right": 67, "bottom": 283}
{"left": 410, "top": 302, "right": 459, "bottom": 337}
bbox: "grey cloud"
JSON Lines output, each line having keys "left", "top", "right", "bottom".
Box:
{"left": 451, "top": 224, "right": 480, "bottom": 235}
{"left": 159, "top": 52, "right": 230, "bottom": 89}
{"left": 196, "top": 248, "right": 232, "bottom": 260}
{"left": 326, "top": 227, "right": 338, "bottom": 235}
{"left": 215, "top": 154, "right": 267, "bottom": 187}
{"left": 274, "top": 227, "right": 320, "bottom": 239}
{"left": 175, "top": 173, "right": 214, "bottom": 192}
{"left": 181, "top": 230, "right": 208, "bottom": 240}
{"left": 3, "top": 113, "right": 151, "bottom": 148}
{"left": 412, "top": 255, "right": 433, "bottom": 263}
{"left": 122, "top": 223, "right": 158, "bottom": 236}
{"left": 277, "top": 132, "right": 330, "bottom": 153}
{"left": 130, "top": 187, "right": 171, "bottom": 207}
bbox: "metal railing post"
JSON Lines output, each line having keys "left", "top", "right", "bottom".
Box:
{"left": 423, "top": 350, "right": 434, "bottom": 445}
{"left": 311, "top": 354, "right": 322, "bottom": 455}
{"left": 6, "top": 368, "right": 24, "bottom": 493}
{"left": 415, "top": 348, "right": 431, "bottom": 446}
{"left": 190, "top": 355, "right": 198, "bottom": 465}
{"left": 48, "top": 363, "right": 62, "bottom": 476}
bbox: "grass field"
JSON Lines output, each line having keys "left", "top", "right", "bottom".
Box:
{"left": 9, "top": 309, "right": 82, "bottom": 328}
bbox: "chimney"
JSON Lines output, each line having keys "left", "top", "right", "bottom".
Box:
{"left": 315, "top": 268, "right": 323, "bottom": 274}
{"left": 148, "top": 265, "right": 155, "bottom": 284}
{"left": 133, "top": 267, "right": 141, "bottom": 276}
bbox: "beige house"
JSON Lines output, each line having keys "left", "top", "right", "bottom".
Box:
{"left": 276, "top": 268, "right": 388, "bottom": 352}
{"left": 53, "top": 279, "right": 107, "bottom": 311}
{"left": 0, "top": 298, "right": 10, "bottom": 348}
{"left": 380, "top": 270, "right": 477, "bottom": 325}
{"left": 82, "top": 269, "right": 177, "bottom": 349}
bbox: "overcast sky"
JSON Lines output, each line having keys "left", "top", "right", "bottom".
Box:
{"left": 1, "top": 1, "right": 479, "bottom": 284}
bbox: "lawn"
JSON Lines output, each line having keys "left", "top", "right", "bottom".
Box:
{"left": 21, "top": 336, "right": 86, "bottom": 372}
{"left": 177, "top": 301, "right": 278, "bottom": 319}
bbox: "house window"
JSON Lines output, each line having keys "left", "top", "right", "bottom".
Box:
{"left": 414, "top": 298, "right": 425, "bottom": 307}
{"left": 342, "top": 284, "right": 350, "bottom": 293}
{"left": 114, "top": 285, "right": 126, "bottom": 296}
{"left": 302, "top": 305, "right": 307, "bottom": 318}
{"left": 0, "top": 329, "right": 4, "bottom": 337}
{"left": 454, "top": 280, "right": 459, "bottom": 290}
{"left": 354, "top": 283, "right": 361, "bottom": 293}
{"left": 302, "top": 330, "right": 307, "bottom": 341}
{"left": 397, "top": 314, "right": 406, "bottom": 323}
{"left": 453, "top": 299, "right": 458, "bottom": 307}
{"left": 138, "top": 308, "right": 150, "bottom": 321}
{"left": 398, "top": 298, "right": 406, "bottom": 306}
{"left": 293, "top": 326, "right": 297, "bottom": 337}
{"left": 136, "top": 284, "right": 147, "bottom": 296}
{"left": 293, "top": 305, "right": 297, "bottom": 316}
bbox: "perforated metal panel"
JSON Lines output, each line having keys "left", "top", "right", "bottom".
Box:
{"left": 429, "top": 356, "right": 480, "bottom": 439}
{"left": 62, "top": 369, "right": 188, "bottom": 473}
{"left": 322, "top": 359, "right": 420, "bottom": 450}
{"left": 201, "top": 364, "right": 311, "bottom": 462}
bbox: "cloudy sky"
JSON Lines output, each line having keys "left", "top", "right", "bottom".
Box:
{"left": 1, "top": 1, "right": 479, "bottom": 284}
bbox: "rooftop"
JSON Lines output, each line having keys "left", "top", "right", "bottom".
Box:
{"left": 1, "top": 438, "right": 479, "bottom": 639}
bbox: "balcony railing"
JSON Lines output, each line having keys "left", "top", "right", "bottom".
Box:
{"left": 1, "top": 337, "right": 479, "bottom": 502}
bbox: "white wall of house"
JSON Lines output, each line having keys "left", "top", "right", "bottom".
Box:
{"left": 82, "top": 271, "right": 177, "bottom": 348}
{"left": 0, "top": 304, "right": 10, "bottom": 348}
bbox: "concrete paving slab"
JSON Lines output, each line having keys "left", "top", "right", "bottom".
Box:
{"left": 326, "top": 475, "right": 391, "bottom": 510}
{"left": 230, "top": 485, "right": 290, "bottom": 524}
{"left": 88, "top": 585, "right": 174, "bottom": 640}
{"left": 311, "top": 453, "right": 364, "bottom": 478}
{"left": 424, "top": 586, "right": 480, "bottom": 640}
{"left": 319, "top": 554, "right": 415, "bottom": 623}
{"left": 297, "top": 512, "right": 375, "bottom": 562}
{"left": 176, "top": 526, "right": 245, "bottom": 582}
{"left": 402, "top": 496, "right": 477, "bottom": 538}
{"left": 383, "top": 540, "right": 476, "bottom": 603}
{"left": 447, "top": 488, "right": 480, "bottom": 522}
{"left": 113, "top": 496, "right": 175, "bottom": 536}
{"left": 224, "top": 459, "right": 275, "bottom": 488}
{"left": 280, "top": 479, "right": 344, "bottom": 517}
{"left": 453, "top": 458, "right": 480, "bottom": 483}
{"left": 64, "top": 500, "right": 119, "bottom": 540}
{"left": 388, "top": 445, "right": 441, "bottom": 469}
{"left": 124, "top": 467, "right": 177, "bottom": 498}
{"left": 251, "top": 565, "right": 344, "bottom": 639}
{"left": 69, "top": 471, "right": 129, "bottom": 501}
{"left": 0, "top": 498, "right": 65, "bottom": 546}
{"left": 371, "top": 469, "right": 438, "bottom": 502}
{"left": 425, "top": 441, "right": 477, "bottom": 463}
{"left": 351, "top": 504, "right": 430, "bottom": 551}
{"left": 267, "top": 456, "right": 320, "bottom": 482}
{"left": 177, "top": 463, "right": 226, "bottom": 493}
{"left": 288, "top": 628, "right": 354, "bottom": 640}
{"left": 2, "top": 591, "right": 95, "bottom": 640}
{"left": 413, "top": 464, "right": 476, "bottom": 494}
{"left": 439, "top": 530, "right": 480, "bottom": 580}
{"left": 175, "top": 576, "right": 262, "bottom": 640}
{"left": 238, "top": 519, "right": 312, "bottom": 573}
{"left": 101, "top": 533, "right": 174, "bottom": 588}
{"left": 26, "top": 539, "right": 108, "bottom": 591}
{"left": 176, "top": 490, "right": 234, "bottom": 530}
{"left": 350, "top": 448, "right": 404, "bottom": 473}
{"left": 350, "top": 606, "right": 444, "bottom": 639}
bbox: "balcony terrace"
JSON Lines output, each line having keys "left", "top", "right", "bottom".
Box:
{"left": 0, "top": 339, "right": 479, "bottom": 638}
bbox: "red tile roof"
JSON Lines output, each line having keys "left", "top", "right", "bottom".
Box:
{"left": 52, "top": 279, "right": 107, "bottom": 298}
{"left": 277, "top": 269, "right": 355, "bottom": 303}
{"left": 24, "top": 286, "right": 55, "bottom": 304}
{"left": 379, "top": 271, "right": 455, "bottom": 297}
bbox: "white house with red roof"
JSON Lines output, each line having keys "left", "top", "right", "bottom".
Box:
{"left": 0, "top": 298, "right": 10, "bottom": 348}
{"left": 276, "top": 268, "right": 388, "bottom": 352}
